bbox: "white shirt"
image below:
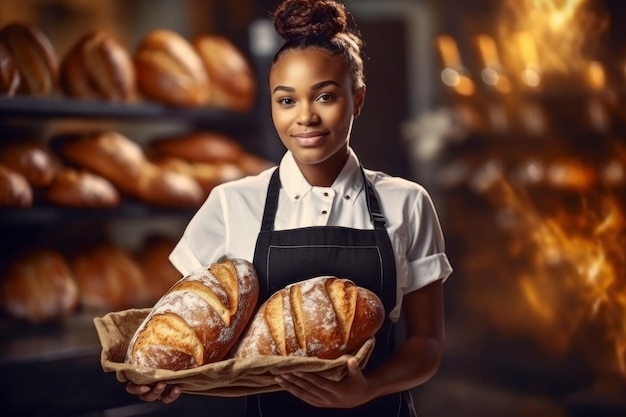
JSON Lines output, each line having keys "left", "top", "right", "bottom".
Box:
{"left": 170, "top": 148, "right": 452, "bottom": 321}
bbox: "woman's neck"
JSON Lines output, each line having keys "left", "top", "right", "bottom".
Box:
{"left": 297, "top": 149, "right": 349, "bottom": 187}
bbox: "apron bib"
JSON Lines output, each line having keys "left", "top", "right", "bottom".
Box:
{"left": 246, "top": 167, "right": 416, "bottom": 417}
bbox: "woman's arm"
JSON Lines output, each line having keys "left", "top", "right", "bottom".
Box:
{"left": 366, "top": 279, "right": 444, "bottom": 396}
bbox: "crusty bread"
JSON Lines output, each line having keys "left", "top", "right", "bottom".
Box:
{"left": 59, "top": 30, "right": 136, "bottom": 102}
{"left": 0, "top": 140, "right": 58, "bottom": 187}
{"left": 0, "top": 42, "right": 20, "bottom": 96}
{"left": 134, "top": 29, "right": 210, "bottom": 107}
{"left": 136, "top": 235, "right": 182, "bottom": 303}
{"left": 149, "top": 155, "right": 244, "bottom": 194}
{"left": 192, "top": 34, "right": 256, "bottom": 111}
{"left": 70, "top": 244, "right": 151, "bottom": 312}
{"left": 52, "top": 131, "right": 146, "bottom": 194}
{"left": 0, "top": 164, "right": 33, "bottom": 208}
{"left": 45, "top": 168, "right": 121, "bottom": 208}
{"left": 0, "top": 249, "right": 79, "bottom": 323}
{"left": 52, "top": 130, "right": 204, "bottom": 208}
{"left": 125, "top": 258, "right": 259, "bottom": 370}
{"left": 0, "top": 22, "right": 58, "bottom": 95}
{"left": 149, "top": 131, "right": 245, "bottom": 164}
{"left": 232, "top": 276, "right": 385, "bottom": 360}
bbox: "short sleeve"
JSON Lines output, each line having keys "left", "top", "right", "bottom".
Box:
{"left": 404, "top": 189, "right": 453, "bottom": 292}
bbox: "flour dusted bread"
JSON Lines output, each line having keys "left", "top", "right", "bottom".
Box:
{"left": 125, "top": 258, "right": 259, "bottom": 370}
{"left": 232, "top": 276, "right": 385, "bottom": 360}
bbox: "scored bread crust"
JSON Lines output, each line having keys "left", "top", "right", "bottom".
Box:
{"left": 232, "top": 276, "right": 385, "bottom": 360}
{"left": 126, "top": 258, "right": 259, "bottom": 370}
{"left": 0, "top": 23, "right": 58, "bottom": 95}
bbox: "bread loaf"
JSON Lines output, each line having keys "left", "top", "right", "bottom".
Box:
{"left": 52, "top": 131, "right": 146, "bottom": 194}
{"left": 149, "top": 131, "right": 245, "bottom": 164}
{"left": 134, "top": 29, "right": 210, "bottom": 107}
{"left": 125, "top": 258, "right": 259, "bottom": 370}
{"left": 0, "top": 23, "right": 58, "bottom": 95}
{"left": 149, "top": 155, "right": 244, "bottom": 194}
{"left": 0, "top": 140, "right": 58, "bottom": 187}
{"left": 59, "top": 30, "right": 136, "bottom": 102}
{"left": 232, "top": 276, "right": 385, "bottom": 360}
{"left": 136, "top": 236, "right": 182, "bottom": 303}
{"left": 0, "top": 249, "right": 79, "bottom": 323}
{"left": 193, "top": 34, "right": 256, "bottom": 111}
{"left": 45, "top": 168, "right": 121, "bottom": 208}
{"left": 70, "top": 244, "right": 151, "bottom": 312}
{"left": 0, "top": 164, "right": 33, "bottom": 208}
{"left": 0, "top": 42, "right": 20, "bottom": 96}
{"left": 52, "top": 131, "right": 204, "bottom": 207}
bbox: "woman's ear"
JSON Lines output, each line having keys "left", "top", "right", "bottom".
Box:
{"left": 353, "top": 85, "right": 366, "bottom": 118}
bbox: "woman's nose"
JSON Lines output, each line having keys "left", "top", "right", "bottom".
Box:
{"left": 296, "top": 104, "right": 319, "bottom": 125}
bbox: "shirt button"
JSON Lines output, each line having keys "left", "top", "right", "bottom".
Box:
{"left": 344, "top": 195, "right": 351, "bottom": 200}
{"left": 321, "top": 210, "right": 328, "bottom": 215}
{"left": 295, "top": 195, "right": 300, "bottom": 200}
{"left": 323, "top": 192, "right": 329, "bottom": 197}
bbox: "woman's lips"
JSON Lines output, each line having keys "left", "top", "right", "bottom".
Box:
{"left": 292, "top": 132, "right": 328, "bottom": 147}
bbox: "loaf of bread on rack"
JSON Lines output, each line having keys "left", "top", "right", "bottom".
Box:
{"left": 136, "top": 235, "right": 182, "bottom": 303}
{"left": 134, "top": 29, "right": 210, "bottom": 107}
{"left": 232, "top": 276, "right": 385, "bottom": 360}
{"left": 59, "top": 30, "right": 136, "bottom": 102}
{"left": 45, "top": 167, "right": 121, "bottom": 208}
{"left": 149, "top": 155, "right": 244, "bottom": 194}
{"left": 0, "top": 249, "right": 79, "bottom": 323}
{"left": 125, "top": 258, "right": 259, "bottom": 370}
{"left": 149, "top": 131, "right": 245, "bottom": 164}
{"left": 0, "top": 42, "right": 20, "bottom": 96}
{"left": 70, "top": 243, "right": 151, "bottom": 312}
{"left": 0, "top": 22, "right": 58, "bottom": 95}
{"left": 193, "top": 34, "right": 256, "bottom": 111}
{"left": 0, "top": 164, "right": 33, "bottom": 208}
{"left": 51, "top": 130, "right": 204, "bottom": 207}
{"left": 0, "top": 140, "right": 58, "bottom": 187}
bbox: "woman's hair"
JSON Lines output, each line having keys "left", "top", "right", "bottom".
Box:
{"left": 271, "top": 0, "right": 366, "bottom": 91}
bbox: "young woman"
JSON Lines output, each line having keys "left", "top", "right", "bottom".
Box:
{"left": 126, "top": 0, "right": 452, "bottom": 415}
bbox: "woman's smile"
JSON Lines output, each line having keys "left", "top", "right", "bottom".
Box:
{"left": 291, "top": 130, "right": 329, "bottom": 147}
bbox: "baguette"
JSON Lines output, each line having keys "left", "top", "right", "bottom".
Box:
{"left": 125, "top": 258, "right": 259, "bottom": 370}
{"left": 232, "top": 276, "right": 385, "bottom": 360}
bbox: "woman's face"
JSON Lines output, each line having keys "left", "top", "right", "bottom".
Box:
{"left": 269, "top": 48, "right": 365, "bottom": 185}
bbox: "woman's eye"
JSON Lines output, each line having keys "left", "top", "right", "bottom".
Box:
{"left": 278, "top": 98, "right": 295, "bottom": 106}
{"left": 317, "top": 93, "right": 333, "bottom": 102}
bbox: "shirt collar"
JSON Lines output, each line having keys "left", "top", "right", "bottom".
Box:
{"left": 279, "top": 148, "right": 364, "bottom": 205}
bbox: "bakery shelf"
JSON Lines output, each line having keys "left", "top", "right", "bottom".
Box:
{"left": 0, "top": 312, "right": 102, "bottom": 366}
{"left": 0, "top": 96, "right": 256, "bottom": 130}
{"left": 0, "top": 199, "right": 196, "bottom": 225}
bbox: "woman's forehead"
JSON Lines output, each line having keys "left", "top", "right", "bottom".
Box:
{"left": 270, "top": 48, "right": 350, "bottom": 87}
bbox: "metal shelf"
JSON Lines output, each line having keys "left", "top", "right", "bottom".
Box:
{"left": 0, "top": 96, "right": 249, "bottom": 121}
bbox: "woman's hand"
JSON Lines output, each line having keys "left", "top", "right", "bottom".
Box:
{"left": 125, "top": 381, "right": 182, "bottom": 404}
{"left": 275, "top": 357, "right": 370, "bottom": 409}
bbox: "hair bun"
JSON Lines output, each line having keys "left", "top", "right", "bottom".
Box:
{"left": 273, "top": 0, "right": 348, "bottom": 40}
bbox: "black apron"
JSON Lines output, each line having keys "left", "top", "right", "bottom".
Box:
{"left": 246, "top": 166, "right": 417, "bottom": 417}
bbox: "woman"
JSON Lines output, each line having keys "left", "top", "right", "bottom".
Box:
{"left": 126, "top": 0, "right": 452, "bottom": 415}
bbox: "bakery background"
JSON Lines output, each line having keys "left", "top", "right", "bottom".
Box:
{"left": 1, "top": 0, "right": 626, "bottom": 416}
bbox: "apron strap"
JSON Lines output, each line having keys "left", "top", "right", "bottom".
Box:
{"left": 361, "top": 165, "right": 386, "bottom": 230}
{"left": 259, "top": 168, "right": 280, "bottom": 232}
